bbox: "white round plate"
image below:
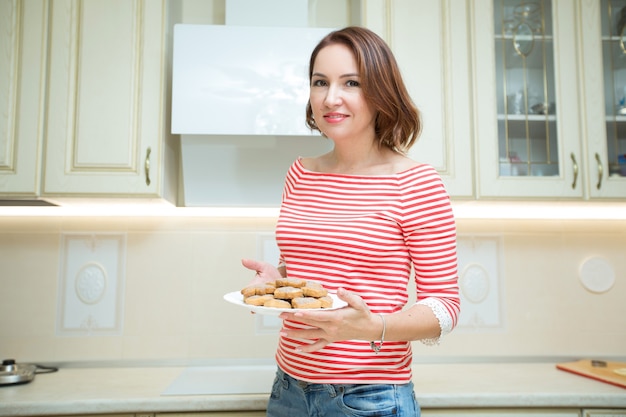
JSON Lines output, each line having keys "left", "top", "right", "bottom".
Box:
{"left": 223, "top": 291, "right": 347, "bottom": 316}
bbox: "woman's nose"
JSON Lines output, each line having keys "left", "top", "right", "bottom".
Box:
{"left": 323, "top": 85, "right": 342, "bottom": 107}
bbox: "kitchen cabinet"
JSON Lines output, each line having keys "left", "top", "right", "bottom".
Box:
{"left": 579, "top": 0, "right": 626, "bottom": 198}
{"left": 156, "top": 413, "right": 264, "bottom": 416}
{"left": 18, "top": 410, "right": 626, "bottom": 417}
{"left": 583, "top": 411, "right": 626, "bottom": 417}
{"left": 22, "top": 414, "right": 265, "bottom": 417}
{"left": 368, "top": 0, "right": 474, "bottom": 197}
{"left": 0, "top": 0, "right": 47, "bottom": 198}
{"left": 23, "top": 415, "right": 134, "bottom": 417}
{"left": 471, "top": 0, "right": 583, "bottom": 198}
{"left": 422, "top": 410, "right": 581, "bottom": 417}
{"left": 471, "top": 0, "right": 626, "bottom": 199}
{"left": 35, "top": 0, "right": 177, "bottom": 203}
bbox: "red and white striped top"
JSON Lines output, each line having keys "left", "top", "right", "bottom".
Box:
{"left": 275, "top": 158, "right": 460, "bottom": 384}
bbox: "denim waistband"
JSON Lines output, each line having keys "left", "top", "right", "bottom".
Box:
{"left": 277, "top": 367, "right": 340, "bottom": 395}
{"left": 276, "top": 366, "right": 411, "bottom": 391}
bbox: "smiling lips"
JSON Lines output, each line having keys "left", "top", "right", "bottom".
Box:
{"left": 323, "top": 112, "right": 348, "bottom": 123}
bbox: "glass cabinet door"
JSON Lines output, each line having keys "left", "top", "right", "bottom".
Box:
{"left": 601, "top": 0, "right": 626, "bottom": 181}
{"left": 580, "top": 0, "right": 626, "bottom": 198}
{"left": 472, "top": 0, "right": 582, "bottom": 198}
{"left": 495, "top": 0, "right": 558, "bottom": 178}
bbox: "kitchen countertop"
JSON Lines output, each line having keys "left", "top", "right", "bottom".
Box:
{"left": 0, "top": 362, "right": 625, "bottom": 416}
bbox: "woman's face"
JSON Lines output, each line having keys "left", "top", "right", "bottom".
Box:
{"left": 309, "top": 44, "right": 376, "bottom": 142}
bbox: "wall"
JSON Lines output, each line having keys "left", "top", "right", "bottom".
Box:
{"left": 0, "top": 215, "right": 624, "bottom": 365}
{"left": 1, "top": 1, "right": 623, "bottom": 365}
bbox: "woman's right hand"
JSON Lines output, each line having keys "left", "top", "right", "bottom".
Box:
{"left": 241, "top": 258, "right": 283, "bottom": 285}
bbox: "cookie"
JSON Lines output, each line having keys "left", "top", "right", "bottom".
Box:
{"left": 263, "top": 298, "right": 292, "bottom": 309}
{"left": 302, "top": 282, "right": 328, "bottom": 298}
{"left": 243, "top": 294, "right": 274, "bottom": 306}
{"left": 241, "top": 284, "right": 275, "bottom": 298}
{"left": 240, "top": 279, "right": 333, "bottom": 310}
{"left": 318, "top": 295, "right": 333, "bottom": 308}
{"left": 276, "top": 278, "right": 307, "bottom": 288}
{"left": 240, "top": 286, "right": 257, "bottom": 298}
{"left": 274, "top": 286, "right": 304, "bottom": 299}
{"left": 292, "top": 297, "right": 323, "bottom": 309}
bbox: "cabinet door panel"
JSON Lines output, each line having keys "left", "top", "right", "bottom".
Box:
{"left": 71, "top": 1, "right": 137, "bottom": 169}
{"left": 392, "top": 0, "right": 473, "bottom": 197}
{"left": 471, "top": 0, "right": 583, "bottom": 198}
{"left": 580, "top": 0, "right": 626, "bottom": 198}
{"left": 43, "top": 0, "right": 165, "bottom": 196}
{"left": 0, "top": 0, "right": 46, "bottom": 196}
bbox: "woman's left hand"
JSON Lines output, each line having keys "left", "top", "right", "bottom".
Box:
{"left": 278, "top": 288, "right": 378, "bottom": 352}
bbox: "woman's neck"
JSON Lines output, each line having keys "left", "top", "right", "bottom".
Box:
{"left": 319, "top": 145, "right": 404, "bottom": 175}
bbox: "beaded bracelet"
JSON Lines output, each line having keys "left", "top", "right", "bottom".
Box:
{"left": 370, "top": 313, "right": 386, "bottom": 354}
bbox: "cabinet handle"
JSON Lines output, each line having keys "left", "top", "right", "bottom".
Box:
{"left": 594, "top": 153, "right": 603, "bottom": 190}
{"left": 144, "top": 147, "right": 152, "bottom": 186}
{"left": 570, "top": 153, "right": 578, "bottom": 190}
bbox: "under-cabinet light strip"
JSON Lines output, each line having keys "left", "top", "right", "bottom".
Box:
{"left": 0, "top": 202, "right": 625, "bottom": 220}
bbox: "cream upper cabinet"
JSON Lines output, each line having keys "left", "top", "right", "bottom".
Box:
{"left": 470, "top": 0, "right": 583, "bottom": 198}
{"left": 0, "top": 0, "right": 47, "bottom": 198}
{"left": 42, "top": 0, "right": 177, "bottom": 202}
{"left": 471, "top": 0, "right": 626, "bottom": 200}
{"left": 362, "top": 0, "right": 474, "bottom": 198}
{"left": 579, "top": 0, "right": 626, "bottom": 198}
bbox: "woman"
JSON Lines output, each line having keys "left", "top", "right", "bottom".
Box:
{"left": 242, "top": 26, "right": 460, "bottom": 417}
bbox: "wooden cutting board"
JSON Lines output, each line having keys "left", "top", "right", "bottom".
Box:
{"left": 557, "top": 359, "right": 626, "bottom": 389}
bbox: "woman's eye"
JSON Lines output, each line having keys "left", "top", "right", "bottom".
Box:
{"left": 346, "top": 80, "right": 360, "bottom": 87}
{"left": 312, "top": 79, "right": 327, "bottom": 87}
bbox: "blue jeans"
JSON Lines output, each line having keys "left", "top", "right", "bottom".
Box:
{"left": 266, "top": 367, "right": 420, "bottom": 417}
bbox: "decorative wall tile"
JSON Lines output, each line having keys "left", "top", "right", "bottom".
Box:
{"left": 579, "top": 256, "right": 615, "bottom": 293}
{"left": 456, "top": 235, "right": 504, "bottom": 330}
{"left": 56, "top": 233, "right": 126, "bottom": 336}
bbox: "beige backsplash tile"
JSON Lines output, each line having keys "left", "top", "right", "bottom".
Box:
{"left": 0, "top": 215, "right": 624, "bottom": 364}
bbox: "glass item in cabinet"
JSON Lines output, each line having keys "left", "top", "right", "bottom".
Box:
{"left": 601, "top": 0, "right": 626, "bottom": 178}
{"left": 494, "top": 0, "right": 558, "bottom": 177}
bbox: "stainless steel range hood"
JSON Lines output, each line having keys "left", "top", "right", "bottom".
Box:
{"left": 171, "top": 0, "right": 334, "bottom": 207}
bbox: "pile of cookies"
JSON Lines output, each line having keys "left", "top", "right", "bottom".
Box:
{"left": 241, "top": 278, "right": 333, "bottom": 309}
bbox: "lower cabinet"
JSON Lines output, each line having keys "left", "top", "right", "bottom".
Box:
{"left": 26, "top": 415, "right": 134, "bottom": 417}
{"left": 152, "top": 410, "right": 626, "bottom": 417}
{"left": 23, "top": 409, "right": 626, "bottom": 417}
{"left": 24, "top": 413, "right": 265, "bottom": 417}
{"left": 582, "top": 410, "right": 626, "bottom": 417}
{"left": 423, "top": 411, "right": 626, "bottom": 417}
{"left": 422, "top": 410, "right": 581, "bottom": 417}
{"left": 154, "top": 409, "right": 626, "bottom": 417}
{"left": 155, "top": 414, "right": 264, "bottom": 416}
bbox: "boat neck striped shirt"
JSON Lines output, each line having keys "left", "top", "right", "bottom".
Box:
{"left": 274, "top": 158, "right": 460, "bottom": 384}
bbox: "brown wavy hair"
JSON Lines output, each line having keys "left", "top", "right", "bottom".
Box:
{"left": 305, "top": 26, "right": 422, "bottom": 153}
